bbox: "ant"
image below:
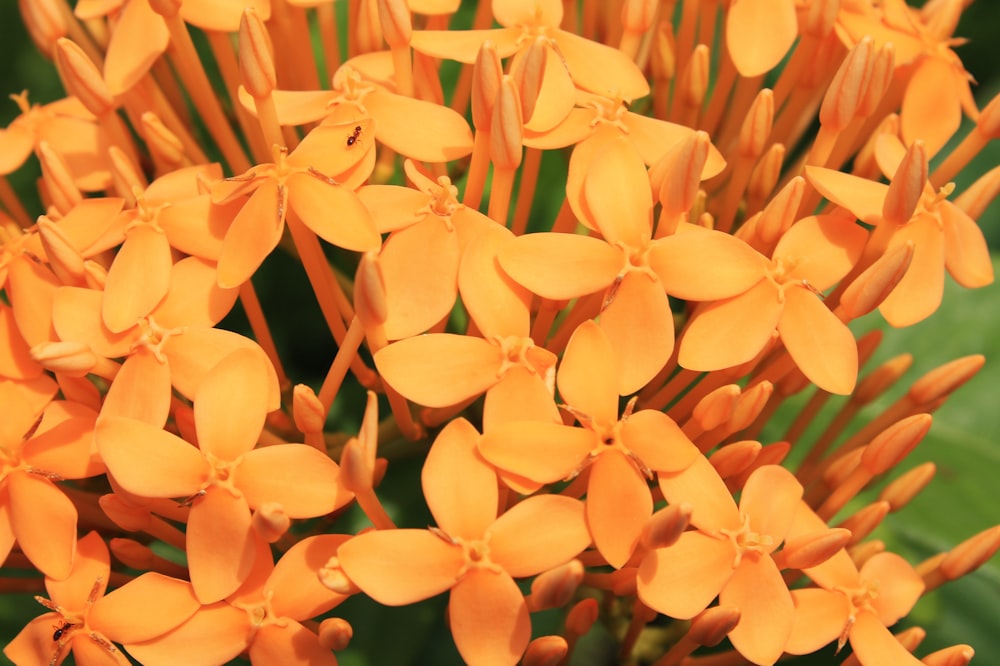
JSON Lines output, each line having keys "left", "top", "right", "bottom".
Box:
{"left": 346, "top": 124, "right": 362, "bottom": 147}
{"left": 52, "top": 621, "right": 73, "bottom": 642}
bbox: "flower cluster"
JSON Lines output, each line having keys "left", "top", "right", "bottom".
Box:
{"left": 1, "top": 0, "right": 998, "bottom": 665}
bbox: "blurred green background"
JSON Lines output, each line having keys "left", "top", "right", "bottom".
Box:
{"left": 0, "top": 1, "right": 997, "bottom": 665}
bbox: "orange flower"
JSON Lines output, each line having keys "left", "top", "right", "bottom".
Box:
{"left": 785, "top": 505, "right": 926, "bottom": 665}
{"left": 678, "top": 214, "right": 869, "bottom": 394}
{"left": 126, "top": 535, "right": 350, "bottom": 666}
{"left": 806, "top": 136, "right": 993, "bottom": 326}
{"left": 95, "top": 349, "right": 350, "bottom": 602}
{"left": 210, "top": 124, "right": 380, "bottom": 288}
{"left": 479, "top": 321, "right": 699, "bottom": 568}
{"left": 337, "top": 418, "right": 591, "bottom": 665}
{"left": 637, "top": 461, "right": 804, "bottom": 666}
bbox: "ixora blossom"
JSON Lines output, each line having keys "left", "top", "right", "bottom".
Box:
{"left": 336, "top": 418, "right": 591, "bottom": 665}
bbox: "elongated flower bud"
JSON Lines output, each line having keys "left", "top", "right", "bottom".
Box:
{"left": 527, "top": 560, "right": 583, "bottom": 611}
{"left": 879, "top": 462, "right": 935, "bottom": 512}
{"left": 471, "top": 41, "right": 502, "bottom": 131}
{"left": 490, "top": 76, "right": 523, "bottom": 170}
{"left": 861, "top": 413, "right": 932, "bottom": 475}
{"left": 839, "top": 241, "right": 914, "bottom": 320}
{"left": 54, "top": 38, "right": 114, "bottom": 117}
{"left": 318, "top": 618, "right": 353, "bottom": 651}
{"left": 523, "top": 636, "right": 567, "bottom": 666}
{"left": 837, "top": 501, "right": 890, "bottom": 544}
{"left": 689, "top": 606, "right": 741, "bottom": 647}
{"left": 239, "top": 8, "right": 276, "bottom": 100}
{"left": 883, "top": 140, "right": 927, "bottom": 225}
{"left": 819, "top": 36, "right": 874, "bottom": 132}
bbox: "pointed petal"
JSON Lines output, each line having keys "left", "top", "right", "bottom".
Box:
{"left": 860, "top": 552, "right": 924, "bottom": 626}
{"left": 152, "top": 257, "right": 239, "bottom": 329}
{"left": 458, "top": 224, "right": 532, "bottom": 339}
{"left": 103, "top": 0, "right": 168, "bottom": 94}
{"left": 493, "top": 0, "right": 561, "bottom": 27}
{"left": 8, "top": 472, "right": 77, "bottom": 580}
{"left": 91, "top": 573, "right": 199, "bottom": 643}
{"left": 804, "top": 166, "right": 888, "bottom": 225}
{"left": 449, "top": 569, "right": 531, "bottom": 666}
{"left": 482, "top": 367, "right": 560, "bottom": 431}
{"left": 3, "top": 613, "right": 63, "bottom": 666}
{"left": 194, "top": 348, "right": 269, "bottom": 461}
{"left": 187, "top": 487, "right": 255, "bottom": 603}
{"left": 678, "top": 280, "right": 780, "bottom": 372}
{"left": 218, "top": 184, "right": 284, "bottom": 288}
{"left": 124, "top": 603, "right": 248, "bottom": 666}
{"left": 422, "top": 418, "right": 497, "bottom": 540}
{"left": 651, "top": 227, "right": 768, "bottom": 300}
{"left": 267, "top": 535, "right": 351, "bottom": 621}
{"left": 657, "top": 454, "right": 740, "bottom": 533}
{"left": 52, "top": 286, "right": 137, "bottom": 358}
{"left": 179, "top": 0, "right": 270, "bottom": 32}
{"left": 849, "top": 611, "right": 924, "bottom": 666}
{"left": 239, "top": 444, "right": 347, "bottom": 517}
{"left": 901, "top": 56, "right": 962, "bottom": 158}
{"left": 365, "top": 90, "right": 473, "bottom": 161}
{"left": 555, "top": 31, "right": 649, "bottom": 99}
{"left": 584, "top": 137, "right": 652, "bottom": 248}
{"left": 479, "top": 421, "right": 594, "bottom": 482}
{"left": 158, "top": 196, "right": 229, "bottom": 261}
{"left": 726, "top": 0, "right": 797, "bottom": 77}
{"left": 587, "top": 452, "right": 651, "bottom": 568}
{"left": 779, "top": 287, "right": 858, "bottom": 395}
{"left": 409, "top": 28, "right": 520, "bottom": 62}
{"left": 516, "top": 43, "right": 577, "bottom": 132}
{"left": 776, "top": 215, "right": 868, "bottom": 289}
{"left": 739, "top": 465, "right": 803, "bottom": 547}
{"left": 251, "top": 88, "right": 334, "bottom": 126}
{"left": 374, "top": 334, "right": 503, "bottom": 407}
{"left": 624, "top": 114, "right": 726, "bottom": 176}
{"left": 621, "top": 409, "right": 699, "bottom": 473}
{"left": 941, "top": 202, "right": 993, "bottom": 288}
{"left": 637, "top": 531, "right": 733, "bottom": 619}
{"left": 102, "top": 226, "right": 172, "bottom": 332}
{"left": 47, "top": 530, "right": 108, "bottom": 610}
{"left": 95, "top": 416, "right": 207, "bottom": 498}
{"left": 497, "top": 233, "right": 621, "bottom": 300}
{"left": 721, "top": 555, "right": 794, "bottom": 666}
{"left": 598, "top": 272, "right": 673, "bottom": 394}
{"left": 380, "top": 219, "right": 460, "bottom": 340}
{"left": 337, "top": 530, "right": 463, "bottom": 605}
{"left": 8, "top": 257, "right": 59, "bottom": 348}
{"left": 786, "top": 588, "right": 850, "bottom": 655}
{"left": 249, "top": 622, "right": 337, "bottom": 666}
{"left": 489, "top": 495, "right": 589, "bottom": 576}
{"left": 559, "top": 320, "right": 619, "bottom": 424}
{"left": 0, "top": 303, "right": 40, "bottom": 381}
{"left": 24, "top": 400, "right": 102, "bottom": 480}
{"left": 288, "top": 174, "right": 380, "bottom": 252}
{"left": 878, "top": 215, "right": 945, "bottom": 326}
{"left": 101, "top": 348, "right": 171, "bottom": 426}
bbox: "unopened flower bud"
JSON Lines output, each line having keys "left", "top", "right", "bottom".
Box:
{"left": 679, "top": 44, "right": 709, "bottom": 109}
{"left": 510, "top": 37, "right": 546, "bottom": 125}
{"left": 908, "top": 355, "right": 984, "bottom": 406}
{"left": 861, "top": 413, "right": 932, "bottom": 475}
{"left": 738, "top": 89, "right": 773, "bottom": 159}
{"left": 523, "top": 636, "right": 568, "bottom": 666}
{"left": 939, "top": 526, "right": 1000, "bottom": 581}
{"left": 691, "top": 384, "right": 739, "bottom": 431}
{"left": 109, "top": 538, "right": 158, "bottom": 570}
{"left": 688, "top": 605, "right": 741, "bottom": 647}
{"left": 148, "top": 0, "right": 181, "bottom": 18}
{"left": 756, "top": 176, "right": 804, "bottom": 245}
{"left": 837, "top": 501, "right": 890, "bottom": 544}
{"left": 820, "top": 37, "right": 873, "bottom": 132}
{"left": 140, "top": 112, "right": 185, "bottom": 168}
{"left": 954, "top": 165, "right": 1000, "bottom": 220}
{"left": 376, "top": 0, "right": 412, "bottom": 48}
{"left": 781, "top": 528, "right": 852, "bottom": 570}
{"left": 857, "top": 43, "right": 894, "bottom": 118}
{"left": 641, "top": 503, "right": 692, "bottom": 550}
{"left": 354, "top": 252, "right": 388, "bottom": 328}
{"left": 19, "top": 0, "right": 67, "bottom": 57}
{"left": 54, "top": 38, "right": 114, "bottom": 116}
{"left": 565, "top": 598, "right": 599, "bottom": 636}
{"left": 108, "top": 146, "right": 146, "bottom": 204}
{"left": 318, "top": 556, "right": 359, "bottom": 595}
{"left": 471, "top": 41, "right": 502, "bottom": 131}
{"left": 252, "top": 502, "right": 290, "bottom": 542}
{"left": 921, "top": 644, "right": 975, "bottom": 666}
{"left": 709, "top": 440, "right": 761, "bottom": 480}
{"left": 854, "top": 354, "right": 912, "bottom": 405}
{"left": 729, "top": 381, "right": 772, "bottom": 432}
{"left": 239, "top": 8, "right": 276, "bottom": 100}
{"left": 650, "top": 21, "right": 675, "bottom": 81}
{"left": 804, "top": 0, "right": 840, "bottom": 38}
{"left": 746, "top": 143, "right": 785, "bottom": 211}
{"left": 30, "top": 341, "right": 97, "bottom": 376}
{"left": 318, "top": 618, "right": 353, "bottom": 651}
{"left": 975, "top": 89, "right": 1000, "bottom": 139}
{"left": 37, "top": 216, "right": 85, "bottom": 284}
{"left": 99, "top": 494, "right": 152, "bottom": 532}
{"left": 839, "top": 241, "right": 914, "bottom": 320}
{"left": 879, "top": 462, "right": 936, "bottom": 512}
{"left": 653, "top": 130, "right": 710, "bottom": 223}
{"left": 292, "top": 384, "right": 326, "bottom": 435}
{"left": 38, "top": 141, "right": 82, "bottom": 215}
{"left": 883, "top": 139, "right": 927, "bottom": 225}
{"left": 490, "top": 76, "right": 523, "bottom": 170}
{"left": 83, "top": 260, "right": 108, "bottom": 290}
{"left": 528, "top": 559, "right": 583, "bottom": 611}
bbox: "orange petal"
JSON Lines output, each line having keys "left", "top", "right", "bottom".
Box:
{"left": 493, "top": 0, "right": 561, "bottom": 27}
{"left": 555, "top": 30, "right": 650, "bottom": 99}
{"left": 776, "top": 215, "right": 868, "bottom": 290}
{"left": 8, "top": 471, "right": 77, "bottom": 580}
{"left": 194, "top": 348, "right": 269, "bottom": 461}
{"left": 102, "top": 0, "right": 168, "bottom": 95}
{"left": 8, "top": 256, "right": 59, "bottom": 348}
{"left": 598, "top": 271, "right": 673, "bottom": 395}
{"left": 721, "top": 554, "right": 794, "bottom": 666}
{"left": 651, "top": 227, "right": 768, "bottom": 300}
{"left": 488, "top": 495, "right": 590, "bottom": 577}
{"left": 48, "top": 531, "right": 109, "bottom": 614}
{"left": 879, "top": 215, "right": 945, "bottom": 326}
{"left": 101, "top": 226, "right": 171, "bottom": 332}
{"left": 3, "top": 612, "right": 64, "bottom": 666}
{"left": 901, "top": 56, "right": 962, "bottom": 159}
{"left": 288, "top": 174, "right": 380, "bottom": 252}
{"left": 637, "top": 531, "right": 733, "bottom": 619}
{"left": 621, "top": 409, "right": 699, "bottom": 473}
{"left": 267, "top": 534, "right": 351, "bottom": 621}
{"left": 380, "top": 219, "right": 460, "bottom": 340}
{"left": 848, "top": 611, "right": 924, "bottom": 666}
{"left": 0, "top": 121, "right": 34, "bottom": 175}
{"left": 0, "top": 303, "right": 39, "bottom": 381}
{"left": 778, "top": 287, "right": 858, "bottom": 395}
{"left": 158, "top": 195, "right": 229, "bottom": 261}
{"left": 95, "top": 416, "right": 207, "bottom": 498}
{"left": 51, "top": 286, "right": 137, "bottom": 358}
{"left": 70, "top": 631, "right": 130, "bottom": 665}
{"left": 657, "top": 454, "right": 740, "bottom": 534}
{"left": 187, "top": 487, "right": 255, "bottom": 603}
{"left": 516, "top": 43, "right": 577, "bottom": 132}
{"left": 786, "top": 588, "right": 850, "bottom": 655}
{"left": 247, "top": 88, "right": 333, "bottom": 126}
{"left": 336, "top": 529, "right": 463, "bottom": 605}
{"left": 860, "top": 552, "right": 925, "bottom": 626}
{"left": 559, "top": 320, "right": 619, "bottom": 424}
{"left": 804, "top": 166, "right": 888, "bottom": 225}
{"left": 458, "top": 223, "right": 532, "bottom": 339}
{"left": 739, "top": 465, "right": 803, "bottom": 548}
{"left": 239, "top": 444, "right": 347, "bottom": 517}
{"left": 726, "top": 0, "right": 797, "bottom": 77}
{"left": 583, "top": 137, "right": 652, "bottom": 248}
{"left": 90, "top": 573, "right": 199, "bottom": 643}
{"left": 124, "top": 603, "right": 248, "bottom": 666}
{"left": 374, "top": 334, "right": 503, "bottom": 407}
{"left": 482, "top": 367, "right": 560, "bottom": 431}
{"left": 422, "top": 418, "right": 497, "bottom": 541}
{"left": 941, "top": 202, "right": 993, "bottom": 288}
{"left": 101, "top": 348, "right": 171, "bottom": 427}
{"left": 358, "top": 184, "right": 426, "bottom": 234}
{"left": 217, "top": 183, "right": 284, "bottom": 288}
{"left": 586, "top": 452, "right": 651, "bottom": 568}
{"left": 449, "top": 569, "right": 531, "bottom": 665}
{"left": 24, "top": 400, "right": 103, "bottom": 480}
{"left": 410, "top": 28, "right": 520, "bottom": 62}
{"left": 678, "top": 280, "right": 780, "bottom": 372}
{"left": 624, "top": 114, "right": 726, "bottom": 177}
{"left": 497, "top": 232, "right": 621, "bottom": 300}
{"left": 365, "top": 89, "right": 474, "bottom": 161}
{"left": 0, "top": 380, "right": 44, "bottom": 448}
{"left": 523, "top": 107, "right": 594, "bottom": 150}
{"left": 479, "top": 421, "right": 594, "bottom": 483}
{"left": 180, "top": 0, "right": 270, "bottom": 32}
{"left": 152, "top": 257, "right": 239, "bottom": 330}
{"left": 249, "top": 622, "right": 336, "bottom": 666}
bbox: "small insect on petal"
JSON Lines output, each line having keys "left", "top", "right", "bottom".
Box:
{"left": 346, "top": 125, "right": 362, "bottom": 147}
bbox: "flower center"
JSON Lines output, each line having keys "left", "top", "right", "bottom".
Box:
{"left": 718, "top": 513, "right": 774, "bottom": 567}
{"left": 132, "top": 316, "right": 185, "bottom": 362}
{"left": 585, "top": 94, "right": 630, "bottom": 132}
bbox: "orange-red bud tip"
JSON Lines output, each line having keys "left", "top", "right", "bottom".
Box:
{"left": 879, "top": 462, "right": 936, "bottom": 512}
{"left": 781, "top": 528, "right": 852, "bottom": 570}
{"left": 883, "top": 140, "right": 928, "bottom": 225}
{"left": 908, "top": 355, "right": 985, "bottom": 405}
{"left": 854, "top": 354, "right": 912, "bottom": 405}
{"left": 239, "top": 9, "right": 277, "bottom": 100}
{"left": 738, "top": 89, "right": 774, "bottom": 159}
{"left": 528, "top": 559, "right": 583, "bottom": 612}
{"left": 641, "top": 503, "right": 693, "bottom": 550}
{"left": 489, "top": 76, "right": 524, "bottom": 170}
{"left": 837, "top": 501, "right": 891, "bottom": 544}
{"left": 691, "top": 384, "right": 740, "bottom": 431}
{"left": 688, "top": 605, "right": 741, "bottom": 647}
{"left": 54, "top": 38, "right": 114, "bottom": 116}
{"left": 940, "top": 525, "right": 1000, "bottom": 581}
{"left": 471, "top": 41, "right": 502, "bottom": 131}
{"left": 861, "top": 413, "right": 932, "bottom": 475}
{"left": 709, "top": 440, "right": 762, "bottom": 480}
{"left": 318, "top": 618, "right": 353, "bottom": 652}
{"left": 292, "top": 384, "right": 327, "bottom": 435}
{"left": 840, "top": 241, "right": 915, "bottom": 320}
{"left": 523, "top": 636, "right": 568, "bottom": 666}
{"left": 565, "top": 598, "right": 600, "bottom": 636}
{"left": 252, "top": 502, "right": 290, "bottom": 543}
{"left": 820, "top": 36, "right": 874, "bottom": 132}
{"left": 921, "top": 644, "right": 976, "bottom": 666}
